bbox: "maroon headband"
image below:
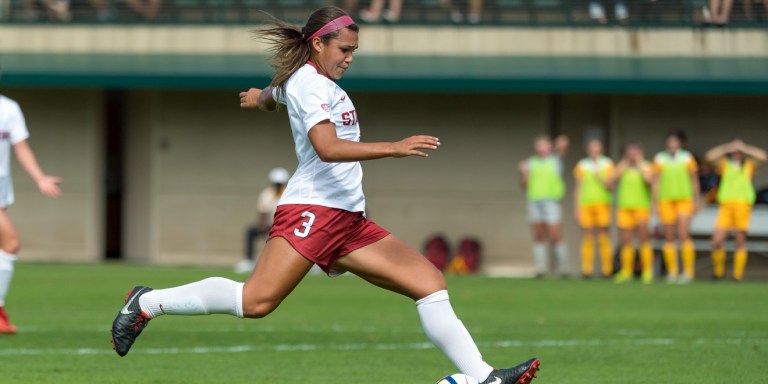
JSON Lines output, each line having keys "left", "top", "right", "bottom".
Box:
{"left": 306, "top": 15, "right": 355, "bottom": 41}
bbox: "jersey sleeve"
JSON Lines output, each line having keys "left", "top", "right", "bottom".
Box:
{"left": 652, "top": 154, "right": 663, "bottom": 174}
{"left": 716, "top": 158, "right": 727, "bottom": 175}
{"left": 271, "top": 87, "right": 286, "bottom": 105}
{"left": 604, "top": 160, "right": 615, "bottom": 179}
{"left": 6, "top": 102, "right": 30, "bottom": 144}
{"left": 293, "top": 76, "right": 333, "bottom": 133}
{"left": 687, "top": 155, "right": 698, "bottom": 173}
{"left": 573, "top": 163, "right": 583, "bottom": 179}
{"left": 744, "top": 159, "right": 756, "bottom": 178}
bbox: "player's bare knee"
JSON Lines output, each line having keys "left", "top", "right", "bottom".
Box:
{"left": 242, "top": 298, "right": 279, "bottom": 319}
{"left": 413, "top": 268, "right": 446, "bottom": 300}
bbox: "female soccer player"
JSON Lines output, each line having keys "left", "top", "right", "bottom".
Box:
{"left": 705, "top": 139, "right": 766, "bottom": 281}
{"left": 0, "top": 94, "right": 62, "bottom": 334}
{"left": 573, "top": 139, "right": 614, "bottom": 278}
{"left": 517, "top": 134, "right": 569, "bottom": 278}
{"left": 652, "top": 131, "right": 701, "bottom": 283}
{"left": 110, "top": 7, "right": 539, "bottom": 384}
{"left": 611, "top": 144, "right": 654, "bottom": 284}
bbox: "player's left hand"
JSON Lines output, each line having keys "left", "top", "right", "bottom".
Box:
{"left": 239, "top": 88, "right": 262, "bottom": 109}
{"left": 390, "top": 135, "right": 440, "bottom": 158}
{"left": 37, "top": 175, "right": 62, "bottom": 198}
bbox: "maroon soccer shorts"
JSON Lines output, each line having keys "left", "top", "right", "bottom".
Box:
{"left": 268, "top": 204, "right": 390, "bottom": 275}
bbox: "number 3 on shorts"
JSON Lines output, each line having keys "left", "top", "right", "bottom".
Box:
{"left": 293, "top": 211, "right": 316, "bottom": 238}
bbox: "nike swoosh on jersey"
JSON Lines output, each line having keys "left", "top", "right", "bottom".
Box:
{"left": 120, "top": 288, "right": 145, "bottom": 315}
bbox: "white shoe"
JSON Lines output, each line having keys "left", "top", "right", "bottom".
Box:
{"left": 382, "top": 9, "right": 400, "bottom": 23}
{"left": 233, "top": 260, "right": 255, "bottom": 274}
{"left": 359, "top": 9, "right": 380, "bottom": 23}
{"left": 676, "top": 275, "right": 693, "bottom": 284}
{"left": 665, "top": 274, "right": 678, "bottom": 284}
{"left": 449, "top": 10, "right": 464, "bottom": 23}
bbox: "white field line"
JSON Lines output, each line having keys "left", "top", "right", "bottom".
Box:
{"left": 1, "top": 337, "right": 766, "bottom": 356}
{"left": 16, "top": 325, "right": 767, "bottom": 338}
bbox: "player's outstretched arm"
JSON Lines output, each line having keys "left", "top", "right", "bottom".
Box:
{"left": 13, "top": 140, "right": 62, "bottom": 198}
{"left": 308, "top": 121, "right": 439, "bottom": 162}
{"left": 240, "top": 86, "right": 278, "bottom": 112}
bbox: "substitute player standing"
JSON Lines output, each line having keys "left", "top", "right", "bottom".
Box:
{"left": 652, "top": 131, "right": 701, "bottom": 283}
{"left": 110, "top": 7, "right": 539, "bottom": 384}
{"left": 234, "top": 167, "right": 290, "bottom": 274}
{"left": 517, "top": 134, "right": 570, "bottom": 277}
{"left": 705, "top": 139, "right": 766, "bottom": 281}
{"left": 0, "top": 95, "right": 62, "bottom": 333}
{"left": 611, "top": 144, "right": 654, "bottom": 284}
{"left": 573, "top": 138, "right": 614, "bottom": 278}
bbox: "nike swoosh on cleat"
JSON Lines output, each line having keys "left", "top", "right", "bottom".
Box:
{"left": 120, "top": 288, "right": 145, "bottom": 315}
{"left": 488, "top": 377, "right": 501, "bottom": 384}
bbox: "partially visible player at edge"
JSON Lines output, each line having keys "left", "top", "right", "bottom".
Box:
{"left": 517, "top": 134, "right": 570, "bottom": 278}
{"left": 611, "top": 144, "right": 654, "bottom": 284}
{"left": 652, "top": 131, "right": 701, "bottom": 283}
{"left": 573, "top": 138, "right": 614, "bottom": 279}
{"left": 110, "top": 7, "right": 539, "bottom": 384}
{"left": 705, "top": 139, "right": 766, "bottom": 281}
{"left": 0, "top": 95, "right": 62, "bottom": 334}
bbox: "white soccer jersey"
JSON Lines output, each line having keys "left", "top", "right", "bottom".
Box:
{"left": 273, "top": 63, "right": 365, "bottom": 213}
{"left": 0, "top": 96, "right": 29, "bottom": 177}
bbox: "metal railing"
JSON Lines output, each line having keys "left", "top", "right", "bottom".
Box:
{"left": 1, "top": 0, "right": 767, "bottom": 26}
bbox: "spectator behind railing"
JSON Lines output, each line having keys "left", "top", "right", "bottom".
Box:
{"left": 589, "top": 0, "right": 628, "bottom": 24}
{"left": 4, "top": 0, "right": 768, "bottom": 24}
{"left": 359, "top": 0, "right": 403, "bottom": 23}
{"left": 21, "top": 0, "right": 108, "bottom": 21}
{"left": 22, "top": 0, "right": 70, "bottom": 21}
{"left": 442, "top": 0, "right": 484, "bottom": 23}
{"left": 744, "top": 0, "right": 768, "bottom": 21}
{"left": 125, "top": 0, "right": 162, "bottom": 20}
{"left": 706, "top": 0, "right": 734, "bottom": 24}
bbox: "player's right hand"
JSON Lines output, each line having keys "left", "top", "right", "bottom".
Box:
{"left": 239, "top": 88, "right": 262, "bottom": 109}
{"left": 390, "top": 136, "right": 440, "bottom": 158}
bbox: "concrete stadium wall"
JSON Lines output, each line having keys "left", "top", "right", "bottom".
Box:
{"left": 4, "top": 89, "right": 104, "bottom": 262}
{"left": 3, "top": 88, "right": 766, "bottom": 273}
{"left": 1, "top": 25, "right": 767, "bottom": 57}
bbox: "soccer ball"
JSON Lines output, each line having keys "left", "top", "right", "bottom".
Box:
{"left": 436, "top": 373, "right": 479, "bottom": 384}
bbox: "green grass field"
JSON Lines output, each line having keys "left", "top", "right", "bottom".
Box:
{"left": 1, "top": 263, "right": 766, "bottom": 383}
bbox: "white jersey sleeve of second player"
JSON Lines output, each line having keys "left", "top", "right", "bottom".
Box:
{"left": 0, "top": 97, "right": 30, "bottom": 145}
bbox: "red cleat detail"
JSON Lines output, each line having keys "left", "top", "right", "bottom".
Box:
{"left": 514, "top": 359, "right": 540, "bottom": 384}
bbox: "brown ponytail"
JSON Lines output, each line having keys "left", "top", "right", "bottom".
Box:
{"left": 256, "top": 6, "right": 359, "bottom": 99}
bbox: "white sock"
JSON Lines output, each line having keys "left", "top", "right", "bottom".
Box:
{"left": 555, "top": 242, "right": 570, "bottom": 274}
{"left": 416, "top": 290, "right": 494, "bottom": 382}
{"left": 0, "top": 251, "right": 16, "bottom": 307}
{"left": 533, "top": 242, "right": 548, "bottom": 274}
{"left": 139, "top": 277, "right": 244, "bottom": 319}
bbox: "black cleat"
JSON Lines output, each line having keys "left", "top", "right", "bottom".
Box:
{"left": 111, "top": 286, "right": 153, "bottom": 357}
{"left": 480, "top": 358, "right": 540, "bottom": 384}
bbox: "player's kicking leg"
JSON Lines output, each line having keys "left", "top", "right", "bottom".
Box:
{"left": 110, "top": 237, "right": 313, "bottom": 356}
{"left": 336, "top": 235, "right": 540, "bottom": 384}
